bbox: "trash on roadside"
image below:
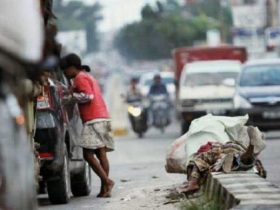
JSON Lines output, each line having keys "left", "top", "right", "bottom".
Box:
{"left": 166, "top": 114, "right": 249, "bottom": 173}
{"left": 165, "top": 114, "right": 267, "bottom": 195}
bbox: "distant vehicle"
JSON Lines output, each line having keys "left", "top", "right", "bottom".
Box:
{"left": 179, "top": 60, "right": 242, "bottom": 134}
{"left": 172, "top": 46, "right": 247, "bottom": 85}
{"left": 139, "top": 72, "right": 176, "bottom": 101}
{"left": 150, "top": 94, "right": 171, "bottom": 133}
{"left": 172, "top": 46, "right": 247, "bottom": 134}
{"left": 127, "top": 98, "right": 148, "bottom": 138}
{"left": 35, "top": 75, "right": 91, "bottom": 204}
{"left": 234, "top": 59, "right": 280, "bottom": 131}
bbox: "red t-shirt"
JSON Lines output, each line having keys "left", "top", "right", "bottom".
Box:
{"left": 73, "top": 71, "right": 109, "bottom": 123}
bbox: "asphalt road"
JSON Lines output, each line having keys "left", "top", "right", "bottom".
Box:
{"left": 260, "top": 131, "right": 280, "bottom": 187}
{"left": 38, "top": 124, "right": 280, "bottom": 210}
{"left": 38, "top": 123, "right": 186, "bottom": 210}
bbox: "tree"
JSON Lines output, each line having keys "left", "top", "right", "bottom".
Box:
{"left": 114, "top": 1, "right": 219, "bottom": 60}
{"left": 53, "top": 0, "right": 103, "bottom": 52}
{"left": 186, "top": 0, "right": 233, "bottom": 41}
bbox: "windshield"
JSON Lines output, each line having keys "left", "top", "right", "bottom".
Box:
{"left": 144, "top": 77, "right": 174, "bottom": 86}
{"left": 184, "top": 72, "right": 238, "bottom": 86}
{"left": 239, "top": 65, "right": 280, "bottom": 87}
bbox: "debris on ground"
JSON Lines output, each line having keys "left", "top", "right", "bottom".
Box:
{"left": 166, "top": 114, "right": 267, "bottom": 195}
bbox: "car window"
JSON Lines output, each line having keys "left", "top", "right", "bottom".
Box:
{"left": 144, "top": 77, "right": 174, "bottom": 86}
{"left": 239, "top": 64, "right": 280, "bottom": 87}
{"left": 184, "top": 72, "right": 238, "bottom": 86}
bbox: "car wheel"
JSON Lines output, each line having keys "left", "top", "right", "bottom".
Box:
{"left": 47, "top": 148, "right": 71, "bottom": 204}
{"left": 71, "top": 162, "right": 92, "bottom": 197}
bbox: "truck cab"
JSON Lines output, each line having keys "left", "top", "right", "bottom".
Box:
{"left": 179, "top": 60, "right": 241, "bottom": 133}
{"left": 172, "top": 46, "right": 247, "bottom": 134}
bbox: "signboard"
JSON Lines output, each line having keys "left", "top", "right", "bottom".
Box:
{"left": 206, "top": 29, "right": 221, "bottom": 47}
{"left": 233, "top": 28, "right": 266, "bottom": 53}
{"left": 265, "top": 27, "right": 280, "bottom": 47}
{"left": 231, "top": 3, "right": 266, "bottom": 28}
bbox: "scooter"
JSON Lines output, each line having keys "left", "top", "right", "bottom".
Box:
{"left": 127, "top": 99, "right": 148, "bottom": 138}
{"left": 150, "top": 94, "right": 171, "bottom": 133}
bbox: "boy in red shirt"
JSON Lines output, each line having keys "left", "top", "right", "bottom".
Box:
{"left": 61, "top": 53, "right": 114, "bottom": 198}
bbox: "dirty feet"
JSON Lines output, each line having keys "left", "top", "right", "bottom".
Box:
{"left": 98, "top": 180, "right": 115, "bottom": 198}
{"left": 97, "top": 185, "right": 106, "bottom": 197}
{"left": 177, "top": 180, "right": 200, "bottom": 195}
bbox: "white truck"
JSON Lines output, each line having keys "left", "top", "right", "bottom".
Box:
{"left": 178, "top": 60, "right": 242, "bottom": 133}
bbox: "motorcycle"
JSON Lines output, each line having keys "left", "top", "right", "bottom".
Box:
{"left": 127, "top": 99, "right": 148, "bottom": 138}
{"left": 150, "top": 94, "right": 171, "bottom": 133}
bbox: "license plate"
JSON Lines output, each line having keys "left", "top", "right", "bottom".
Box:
{"left": 262, "top": 111, "right": 280, "bottom": 119}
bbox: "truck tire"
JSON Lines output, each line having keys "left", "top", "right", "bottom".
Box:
{"left": 181, "top": 121, "right": 190, "bottom": 134}
{"left": 71, "top": 162, "right": 92, "bottom": 197}
{"left": 47, "top": 149, "right": 71, "bottom": 204}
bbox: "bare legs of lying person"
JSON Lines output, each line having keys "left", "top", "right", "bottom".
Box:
{"left": 177, "top": 165, "right": 201, "bottom": 195}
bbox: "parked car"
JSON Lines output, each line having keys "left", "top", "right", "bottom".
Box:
{"left": 139, "top": 71, "right": 176, "bottom": 101}
{"left": 234, "top": 59, "right": 280, "bottom": 131}
{"left": 35, "top": 72, "right": 91, "bottom": 204}
{"left": 179, "top": 60, "right": 241, "bottom": 133}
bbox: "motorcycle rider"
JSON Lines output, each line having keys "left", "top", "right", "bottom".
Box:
{"left": 148, "top": 74, "right": 169, "bottom": 96}
{"left": 148, "top": 74, "right": 171, "bottom": 126}
{"left": 126, "top": 78, "right": 142, "bottom": 103}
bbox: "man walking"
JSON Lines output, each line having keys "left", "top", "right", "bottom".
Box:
{"left": 61, "top": 53, "right": 114, "bottom": 198}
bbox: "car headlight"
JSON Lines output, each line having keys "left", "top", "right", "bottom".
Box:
{"left": 128, "top": 106, "right": 142, "bottom": 117}
{"left": 234, "top": 94, "right": 252, "bottom": 109}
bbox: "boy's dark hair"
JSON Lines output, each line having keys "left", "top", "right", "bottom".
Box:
{"left": 82, "top": 65, "right": 91, "bottom": 72}
{"left": 60, "top": 53, "right": 82, "bottom": 70}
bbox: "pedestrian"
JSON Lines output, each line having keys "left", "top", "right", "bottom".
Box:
{"left": 60, "top": 53, "right": 114, "bottom": 198}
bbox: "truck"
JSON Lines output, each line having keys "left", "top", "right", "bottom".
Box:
{"left": 172, "top": 46, "right": 248, "bottom": 134}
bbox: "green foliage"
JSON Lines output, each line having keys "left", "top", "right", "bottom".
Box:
{"left": 114, "top": 0, "right": 220, "bottom": 60}
{"left": 53, "top": 0, "right": 103, "bottom": 52}
{"left": 180, "top": 195, "right": 220, "bottom": 210}
{"left": 187, "top": 0, "right": 233, "bottom": 42}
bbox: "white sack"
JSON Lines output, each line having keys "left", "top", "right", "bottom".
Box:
{"left": 166, "top": 114, "right": 249, "bottom": 174}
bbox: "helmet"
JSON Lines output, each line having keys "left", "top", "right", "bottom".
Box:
{"left": 0, "top": 0, "right": 44, "bottom": 63}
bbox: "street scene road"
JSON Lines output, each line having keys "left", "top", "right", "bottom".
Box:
{"left": 2, "top": 1, "right": 280, "bottom": 210}
{"left": 38, "top": 122, "right": 280, "bottom": 210}
{"left": 38, "top": 123, "right": 185, "bottom": 210}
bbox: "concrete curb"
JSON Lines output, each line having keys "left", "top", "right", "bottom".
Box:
{"left": 204, "top": 172, "right": 280, "bottom": 209}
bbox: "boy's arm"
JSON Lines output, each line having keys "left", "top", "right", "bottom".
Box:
{"left": 73, "top": 76, "right": 94, "bottom": 104}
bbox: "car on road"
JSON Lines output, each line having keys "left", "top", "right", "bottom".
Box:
{"left": 179, "top": 60, "right": 241, "bottom": 133}
{"left": 35, "top": 72, "right": 91, "bottom": 204}
{"left": 234, "top": 59, "right": 280, "bottom": 131}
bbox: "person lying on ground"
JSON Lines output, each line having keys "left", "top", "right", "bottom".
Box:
{"left": 178, "top": 126, "right": 266, "bottom": 195}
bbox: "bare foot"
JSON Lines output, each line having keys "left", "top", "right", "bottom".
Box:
{"left": 100, "top": 180, "right": 115, "bottom": 198}
{"left": 97, "top": 185, "right": 106, "bottom": 197}
{"left": 179, "top": 181, "right": 200, "bottom": 195}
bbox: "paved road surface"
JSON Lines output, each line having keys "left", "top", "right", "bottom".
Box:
{"left": 38, "top": 123, "right": 185, "bottom": 210}
{"left": 38, "top": 124, "right": 280, "bottom": 210}
{"left": 260, "top": 132, "right": 280, "bottom": 187}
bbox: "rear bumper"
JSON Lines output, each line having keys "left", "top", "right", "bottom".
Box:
{"left": 234, "top": 108, "right": 280, "bottom": 130}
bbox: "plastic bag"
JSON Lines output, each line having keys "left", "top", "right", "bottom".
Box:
{"left": 165, "top": 114, "right": 249, "bottom": 174}
{"left": 165, "top": 133, "right": 188, "bottom": 173}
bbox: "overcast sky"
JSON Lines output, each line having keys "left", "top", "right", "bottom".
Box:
{"left": 64, "top": 0, "right": 163, "bottom": 32}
